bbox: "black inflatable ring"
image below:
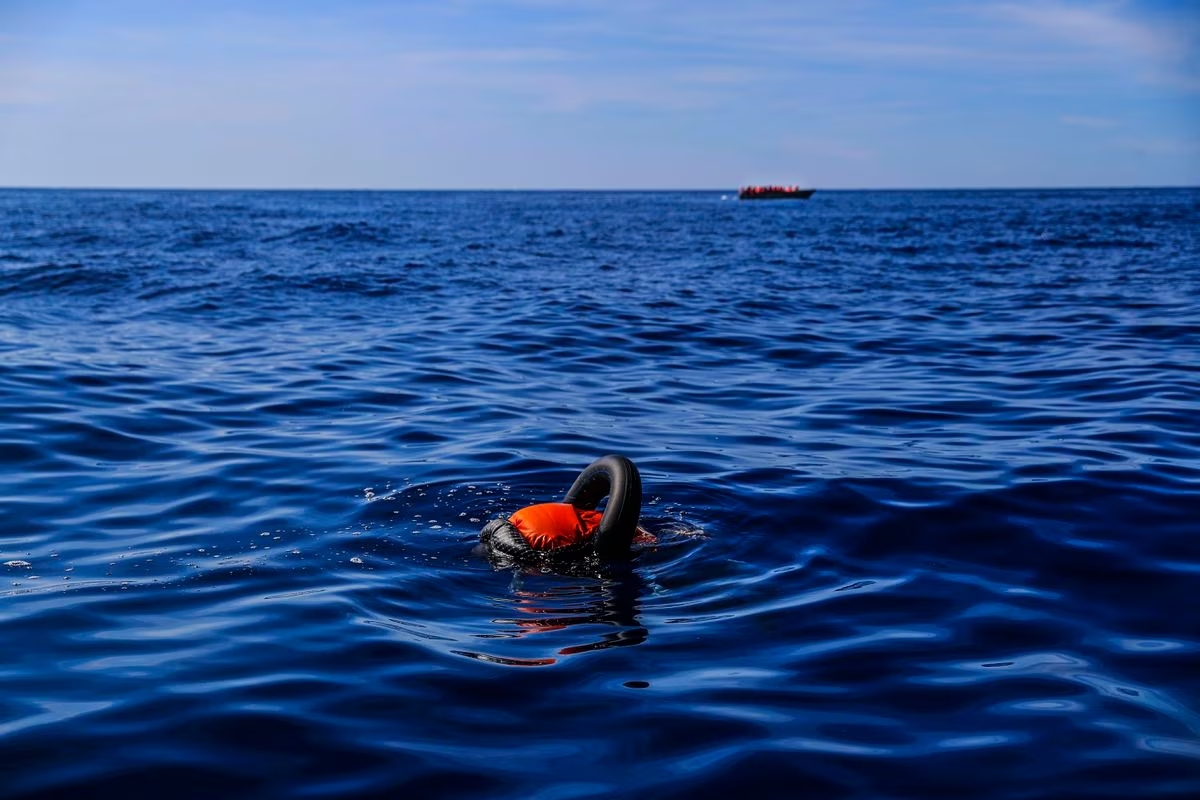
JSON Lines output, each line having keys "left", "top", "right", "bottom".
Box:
{"left": 480, "top": 454, "right": 643, "bottom": 564}
{"left": 562, "top": 454, "right": 642, "bottom": 559}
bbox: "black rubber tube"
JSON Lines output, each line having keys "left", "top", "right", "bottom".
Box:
{"left": 562, "top": 454, "right": 642, "bottom": 559}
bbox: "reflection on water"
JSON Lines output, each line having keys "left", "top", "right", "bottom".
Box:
{"left": 459, "top": 567, "right": 648, "bottom": 666}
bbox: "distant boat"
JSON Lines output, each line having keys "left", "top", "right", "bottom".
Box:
{"left": 738, "top": 185, "right": 815, "bottom": 200}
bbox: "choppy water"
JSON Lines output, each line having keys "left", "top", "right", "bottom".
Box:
{"left": 2, "top": 188, "right": 1198, "bottom": 798}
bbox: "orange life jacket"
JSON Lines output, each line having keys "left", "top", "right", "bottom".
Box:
{"left": 509, "top": 502, "right": 603, "bottom": 551}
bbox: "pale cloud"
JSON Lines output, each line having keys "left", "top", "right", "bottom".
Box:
{"left": 370, "top": 47, "right": 572, "bottom": 68}
{"left": 1061, "top": 114, "right": 1119, "bottom": 128}
{"left": 986, "top": 1, "right": 1193, "bottom": 63}
{"left": 670, "top": 66, "right": 760, "bottom": 88}
{"left": 526, "top": 1, "right": 1182, "bottom": 76}
{"left": 476, "top": 69, "right": 735, "bottom": 113}
{"left": 983, "top": 1, "right": 1200, "bottom": 93}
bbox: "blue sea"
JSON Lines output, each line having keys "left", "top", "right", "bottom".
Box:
{"left": 1, "top": 188, "right": 1198, "bottom": 799}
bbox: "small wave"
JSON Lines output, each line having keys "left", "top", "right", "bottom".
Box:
{"left": 1034, "top": 233, "right": 1159, "bottom": 250}
{"left": 0, "top": 261, "right": 98, "bottom": 296}
{"left": 262, "top": 221, "right": 394, "bottom": 245}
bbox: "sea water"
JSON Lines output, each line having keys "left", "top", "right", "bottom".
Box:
{"left": 1, "top": 188, "right": 1198, "bottom": 798}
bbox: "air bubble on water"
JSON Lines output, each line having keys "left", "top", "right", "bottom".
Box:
{"left": 350, "top": 557, "right": 363, "bottom": 564}
{"left": 4, "top": 560, "right": 32, "bottom": 568}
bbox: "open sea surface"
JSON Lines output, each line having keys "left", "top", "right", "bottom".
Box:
{"left": 1, "top": 187, "right": 1198, "bottom": 798}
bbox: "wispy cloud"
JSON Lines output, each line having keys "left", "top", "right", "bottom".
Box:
{"left": 984, "top": 1, "right": 1200, "bottom": 90}
{"left": 1061, "top": 114, "right": 1119, "bottom": 128}
{"left": 987, "top": 2, "right": 1189, "bottom": 61}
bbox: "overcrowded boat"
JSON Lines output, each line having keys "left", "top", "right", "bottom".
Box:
{"left": 738, "top": 185, "right": 815, "bottom": 200}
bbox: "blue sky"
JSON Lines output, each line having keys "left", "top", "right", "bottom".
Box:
{"left": 1, "top": 0, "right": 1197, "bottom": 188}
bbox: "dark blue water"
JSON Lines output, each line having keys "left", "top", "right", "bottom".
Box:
{"left": 2, "top": 188, "right": 1198, "bottom": 798}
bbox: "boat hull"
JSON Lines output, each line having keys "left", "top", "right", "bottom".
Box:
{"left": 738, "top": 188, "right": 815, "bottom": 200}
